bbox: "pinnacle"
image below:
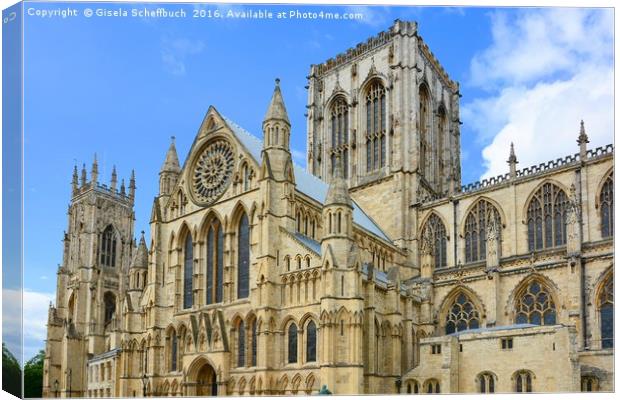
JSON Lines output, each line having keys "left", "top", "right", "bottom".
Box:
{"left": 161, "top": 136, "right": 181, "bottom": 173}
{"left": 263, "top": 78, "right": 290, "bottom": 124}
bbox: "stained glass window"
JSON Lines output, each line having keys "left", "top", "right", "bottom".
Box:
{"left": 183, "top": 235, "right": 193, "bottom": 309}
{"left": 478, "top": 373, "right": 495, "bottom": 393}
{"left": 237, "top": 214, "right": 250, "bottom": 299}
{"left": 251, "top": 320, "right": 257, "bottom": 367}
{"left": 515, "top": 281, "right": 556, "bottom": 325}
{"left": 237, "top": 321, "right": 245, "bottom": 367}
{"left": 599, "top": 274, "right": 613, "bottom": 349}
{"left": 365, "top": 81, "right": 386, "bottom": 172}
{"left": 464, "top": 200, "right": 501, "bottom": 262}
{"left": 307, "top": 321, "right": 317, "bottom": 362}
{"left": 288, "top": 324, "right": 298, "bottom": 363}
{"left": 600, "top": 173, "right": 613, "bottom": 238}
{"left": 422, "top": 214, "right": 448, "bottom": 268}
{"left": 104, "top": 292, "right": 116, "bottom": 326}
{"left": 330, "top": 97, "right": 349, "bottom": 179}
{"left": 445, "top": 293, "right": 480, "bottom": 334}
{"left": 100, "top": 225, "right": 117, "bottom": 267}
{"left": 170, "top": 332, "right": 177, "bottom": 371}
{"left": 514, "top": 370, "right": 533, "bottom": 393}
{"left": 527, "top": 183, "right": 568, "bottom": 251}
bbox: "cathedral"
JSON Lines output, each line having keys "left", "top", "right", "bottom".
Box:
{"left": 42, "top": 20, "right": 614, "bottom": 396}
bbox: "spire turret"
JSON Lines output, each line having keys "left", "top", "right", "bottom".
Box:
{"left": 110, "top": 165, "right": 117, "bottom": 191}
{"left": 131, "top": 231, "right": 148, "bottom": 269}
{"left": 129, "top": 169, "right": 136, "bottom": 201}
{"left": 264, "top": 78, "right": 290, "bottom": 124}
{"left": 71, "top": 165, "right": 79, "bottom": 195}
{"left": 507, "top": 142, "right": 518, "bottom": 179}
{"left": 577, "top": 120, "right": 589, "bottom": 160}
{"left": 80, "top": 164, "right": 87, "bottom": 187}
{"left": 262, "top": 78, "right": 291, "bottom": 151}
{"left": 159, "top": 136, "right": 181, "bottom": 196}
{"left": 91, "top": 153, "right": 98, "bottom": 185}
{"left": 120, "top": 179, "right": 126, "bottom": 196}
{"left": 325, "top": 156, "right": 352, "bottom": 207}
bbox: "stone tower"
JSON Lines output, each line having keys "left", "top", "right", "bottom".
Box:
{"left": 43, "top": 157, "right": 136, "bottom": 398}
{"left": 306, "top": 19, "right": 461, "bottom": 259}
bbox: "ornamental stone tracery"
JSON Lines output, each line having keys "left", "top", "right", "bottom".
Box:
{"left": 191, "top": 139, "right": 235, "bottom": 205}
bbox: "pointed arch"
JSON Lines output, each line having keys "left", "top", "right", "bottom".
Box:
{"left": 420, "top": 211, "right": 448, "bottom": 268}
{"left": 461, "top": 198, "right": 503, "bottom": 263}
{"left": 419, "top": 82, "right": 432, "bottom": 180}
{"left": 596, "top": 270, "right": 613, "bottom": 349}
{"left": 328, "top": 94, "right": 350, "bottom": 179}
{"left": 597, "top": 170, "right": 613, "bottom": 238}
{"left": 201, "top": 212, "right": 224, "bottom": 305}
{"left": 100, "top": 224, "right": 119, "bottom": 267}
{"left": 364, "top": 78, "right": 387, "bottom": 172}
{"left": 524, "top": 180, "right": 569, "bottom": 251}
{"left": 509, "top": 274, "right": 559, "bottom": 326}
{"left": 438, "top": 285, "right": 485, "bottom": 334}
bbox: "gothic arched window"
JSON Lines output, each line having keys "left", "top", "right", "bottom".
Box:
{"left": 251, "top": 319, "right": 257, "bottom": 367}
{"left": 288, "top": 323, "right": 298, "bottom": 364}
{"left": 330, "top": 97, "right": 349, "bottom": 179}
{"left": 419, "top": 84, "right": 431, "bottom": 180}
{"left": 183, "top": 235, "right": 193, "bottom": 309}
{"left": 206, "top": 221, "right": 224, "bottom": 305}
{"left": 365, "top": 80, "right": 386, "bottom": 172}
{"left": 100, "top": 225, "right": 117, "bottom": 267}
{"left": 598, "top": 273, "right": 613, "bottom": 349}
{"left": 422, "top": 214, "right": 448, "bottom": 268}
{"left": 445, "top": 293, "right": 480, "bottom": 334}
{"left": 477, "top": 372, "right": 496, "bottom": 393}
{"left": 464, "top": 200, "right": 501, "bottom": 262}
{"left": 170, "top": 331, "right": 178, "bottom": 371}
{"left": 581, "top": 376, "right": 599, "bottom": 392}
{"left": 600, "top": 173, "right": 613, "bottom": 238}
{"left": 514, "top": 370, "right": 533, "bottom": 392}
{"left": 425, "top": 379, "right": 440, "bottom": 394}
{"left": 103, "top": 292, "right": 116, "bottom": 327}
{"left": 237, "top": 213, "right": 250, "bottom": 299}
{"left": 237, "top": 320, "right": 245, "bottom": 367}
{"left": 306, "top": 320, "right": 317, "bottom": 362}
{"left": 435, "top": 105, "right": 447, "bottom": 192}
{"left": 515, "top": 281, "right": 556, "bottom": 325}
{"left": 527, "top": 183, "right": 568, "bottom": 251}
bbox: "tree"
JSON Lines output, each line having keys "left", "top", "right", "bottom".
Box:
{"left": 24, "top": 349, "right": 45, "bottom": 398}
{"left": 2, "top": 342, "right": 22, "bottom": 398}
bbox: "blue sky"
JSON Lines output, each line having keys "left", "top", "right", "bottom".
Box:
{"left": 13, "top": 3, "right": 613, "bottom": 361}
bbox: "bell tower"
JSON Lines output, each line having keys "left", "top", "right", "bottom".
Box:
{"left": 43, "top": 156, "right": 136, "bottom": 398}
{"left": 306, "top": 19, "right": 461, "bottom": 258}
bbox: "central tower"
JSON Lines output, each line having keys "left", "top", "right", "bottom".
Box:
{"left": 306, "top": 19, "right": 461, "bottom": 254}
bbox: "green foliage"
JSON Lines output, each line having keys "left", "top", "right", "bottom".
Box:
{"left": 24, "top": 350, "right": 45, "bottom": 398}
{"left": 2, "top": 342, "right": 22, "bottom": 398}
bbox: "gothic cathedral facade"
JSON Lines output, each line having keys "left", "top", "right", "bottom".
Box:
{"left": 43, "top": 20, "right": 614, "bottom": 396}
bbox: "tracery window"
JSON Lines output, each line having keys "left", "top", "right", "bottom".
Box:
{"left": 527, "top": 183, "right": 568, "bottom": 251}
{"left": 514, "top": 370, "right": 533, "bottom": 393}
{"left": 183, "top": 235, "right": 193, "bottom": 309}
{"left": 599, "top": 273, "right": 613, "bottom": 349}
{"left": 365, "top": 81, "right": 386, "bottom": 172}
{"left": 464, "top": 200, "right": 501, "bottom": 262}
{"left": 477, "top": 372, "right": 495, "bottom": 393}
{"left": 206, "top": 221, "right": 224, "bottom": 304}
{"left": 237, "top": 213, "right": 250, "bottom": 299}
{"left": 600, "top": 173, "right": 613, "bottom": 238}
{"left": 306, "top": 320, "right": 317, "bottom": 362}
{"left": 330, "top": 97, "right": 349, "bottom": 179}
{"left": 515, "top": 281, "right": 556, "bottom": 325}
{"left": 237, "top": 321, "right": 245, "bottom": 367}
{"left": 100, "top": 225, "right": 117, "bottom": 267}
{"left": 445, "top": 293, "right": 480, "bottom": 334}
{"left": 435, "top": 105, "right": 446, "bottom": 192}
{"left": 288, "top": 323, "right": 298, "bottom": 364}
{"left": 422, "top": 214, "right": 448, "bottom": 268}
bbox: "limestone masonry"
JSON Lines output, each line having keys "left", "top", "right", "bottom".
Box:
{"left": 43, "top": 20, "right": 613, "bottom": 396}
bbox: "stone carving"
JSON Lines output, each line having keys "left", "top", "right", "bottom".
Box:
{"left": 191, "top": 139, "right": 235, "bottom": 205}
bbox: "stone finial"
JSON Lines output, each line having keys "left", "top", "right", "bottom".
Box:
{"left": 131, "top": 230, "right": 148, "bottom": 269}
{"left": 110, "top": 165, "right": 117, "bottom": 191}
{"left": 120, "top": 179, "right": 126, "bottom": 196}
{"left": 577, "top": 120, "right": 589, "bottom": 160}
{"left": 507, "top": 142, "right": 518, "bottom": 178}
{"left": 80, "top": 163, "right": 87, "bottom": 187}
{"left": 129, "top": 169, "right": 136, "bottom": 201}
{"left": 71, "top": 164, "right": 79, "bottom": 195}
{"left": 161, "top": 136, "right": 181, "bottom": 174}
{"left": 325, "top": 155, "right": 352, "bottom": 207}
{"left": 263, "top": 78, "right": 290, "bottom": 125}
{"left": 91, "top": 153, "right": 98, "bottom": 184}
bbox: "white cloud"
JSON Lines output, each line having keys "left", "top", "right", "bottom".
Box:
{"left": 344, "top": 6, "right": 390, "bottom": 28}
{"left": 463, "top": 8, "right": 613, "bottom": 180}
{"left": 161, "top": 36, "right": 205, "bottom": 76}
